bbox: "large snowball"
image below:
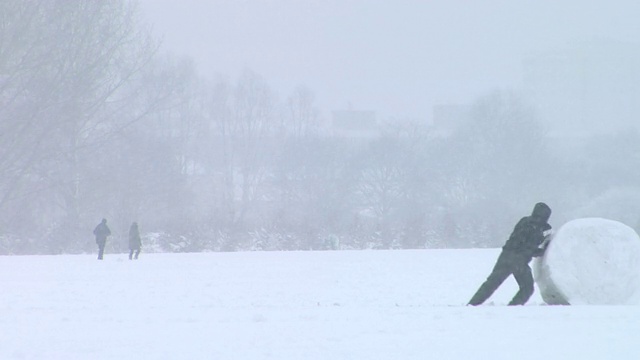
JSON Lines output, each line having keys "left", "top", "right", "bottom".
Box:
{"left": 534, "top": 218, "right": 640, "bottom": 305}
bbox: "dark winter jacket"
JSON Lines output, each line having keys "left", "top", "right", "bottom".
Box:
{"left": 501, "top": 202, "right": 552, "bottom": 263}
{"left": 93, "top": 220, "right": 111, "bottom": 242}
{"left": 129, "top": 223, "right": 141, "bottom": 250}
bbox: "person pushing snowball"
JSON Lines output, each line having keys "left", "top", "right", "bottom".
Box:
{"left": 468, "top": 202, "right": 553, "bottom": 306}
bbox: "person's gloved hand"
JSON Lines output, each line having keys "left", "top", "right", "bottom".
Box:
{"left": 534, "top": 230, "right": 554, "bottom": 257}
{"left": 542, "top": 229, "right": 554, "bottom": 246}
{"left": 533, "top": 246, "right": 546, "bottom": 257}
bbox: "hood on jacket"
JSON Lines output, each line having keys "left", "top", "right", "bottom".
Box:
{"left": 531, "top": 202, "right": 551, "bottom": 223}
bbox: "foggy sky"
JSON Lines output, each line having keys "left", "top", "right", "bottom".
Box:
{"left": 137, "top": 0, "right": 640, "bottom": 122}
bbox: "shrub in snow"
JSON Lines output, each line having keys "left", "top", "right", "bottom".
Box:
{"left": 534, "top": 218, "right": 640, "bottom": 305}
{"left": 143, "top": 232, "right": 205, "bottom": 253}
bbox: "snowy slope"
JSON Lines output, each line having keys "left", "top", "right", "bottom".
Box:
{"left": 1, "top": 250, "right": 640, "bottom": 359}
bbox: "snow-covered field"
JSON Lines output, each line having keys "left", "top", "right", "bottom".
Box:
{"left": 2, "top": 249, "right": 640, "bottom": 360}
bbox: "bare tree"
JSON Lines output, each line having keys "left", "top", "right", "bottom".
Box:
{"left": 284, "top": 85, "right": 320, "bottom": 137}
{"left": 0, "top": 1, "right": 159, "bottom": 251}
{"left": 438, "top": 90, "right": 551, "bottom": 247}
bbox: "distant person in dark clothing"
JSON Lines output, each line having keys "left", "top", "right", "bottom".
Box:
{"left": 93, "top": 218, "right": 111, "bottom": 260}
{"left": 128, "top": 222, "right": 141, "bottom": 260}
{"left": 468, "top": 202, "right": 553, "bottom": 306}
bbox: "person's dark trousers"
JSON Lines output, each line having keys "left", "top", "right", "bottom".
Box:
{"left": 129, "top": 249, "right": 140, "bottom": 260}
{"left": 468, "top": 251, "right": 534, "bottom": 306}
{"left": 507, "top": 262, "right": 534, "bottom": 305}
{"left": 97, "top": 240, "right": 106, "bottom": 260}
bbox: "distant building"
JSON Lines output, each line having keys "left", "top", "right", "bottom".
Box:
{"left": 330, "top": 110, "right": 378, "bottom": 138}
{"left": 523, "top": 41, "right": 640, "bottom": 138}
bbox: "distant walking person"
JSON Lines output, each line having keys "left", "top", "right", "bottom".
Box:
{"left": 128, "top": 222, "right": 141, "bottom": 260}
{"left": 468, "top": 202, "right": 553, "bottom": 306}
{"left": 93, "top": 218, "right": 111, "bottom": 260}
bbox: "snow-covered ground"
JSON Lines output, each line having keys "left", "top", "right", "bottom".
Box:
{"left": 2, "top": 249, "right": 640, "bottom": 359}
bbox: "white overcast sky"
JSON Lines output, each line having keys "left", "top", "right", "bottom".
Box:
{"left": 137, "top": 0, "right": 640, "bottom": 121}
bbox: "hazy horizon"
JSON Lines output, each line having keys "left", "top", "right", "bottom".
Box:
{"left": 3, "top": 0, "right": 640, "bottom": 254}
{"left": 138, "top": 0, "right": 640, "bottom": 124}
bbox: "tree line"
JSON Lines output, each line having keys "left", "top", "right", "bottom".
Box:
{"left": 2, "top": 0, "right": 639, "bottom": 254}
